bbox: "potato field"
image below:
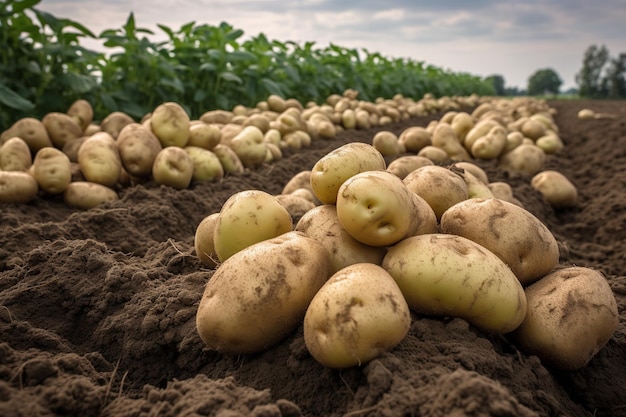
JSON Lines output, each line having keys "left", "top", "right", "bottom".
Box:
{"left": 0, "top": 92, "right": 625, "bottom": 417}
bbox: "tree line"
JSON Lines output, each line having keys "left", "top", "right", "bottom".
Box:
{"left": 486, "top": 44, "right": 626, "bottom": 98}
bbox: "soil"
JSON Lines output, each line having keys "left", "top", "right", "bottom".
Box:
{"left": 1, "top": 99, "right": 625, "bottom": 417}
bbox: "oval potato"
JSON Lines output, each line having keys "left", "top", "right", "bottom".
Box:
{"left": 514, "top": 267, "right": 618, "bottom": 370}
{"left": 382, "top": 233, "right": 527, "bottom": 333}
{"left": 440, "top": 198, "right": 559, "bottom": 286}
{"left": 63, "top": 181, "right": 118, "bottom": 209}
{"left": 303, "top": 263, "right": 410, "bottom": 368}
{"left": 0, "top": 171, "right": 38, "bottom": 203}
{"left": 196, "top": 231, "right": 332, "bottom": 354}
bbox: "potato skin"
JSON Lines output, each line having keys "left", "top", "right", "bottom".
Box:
{"left": 0, "top": 137, "right": 32, "bottom": 171}
{"left": 63, "top": 181, "right": 118, "bottom": 209}
{"left": 1, "top": 117, "right": 53, "bottom": 153}
{"left": 116, "top": 123, "right": 163, "bottom": 178}
{"left": 310, "top": 142, "right": 386, "bottom": 204}
{"left": 303, "top": 263, "right": 410, "bottom": 368}
{"left": 0, "top": 171, "right": 39, "bottom": 203}
{"left": 78, "top": 132, "right": 122, "bottom": 188}
{"left": 194, "top": 212, "right": 220, "bottom": 268}
{"left": 382, "top": 234, "right": 527, "bottom": 333}
{"left": 42, "top": 112, "right": 83, "bottom": 149}
{"left": 440, "top": 198, "right": 559, "bottom": 286}
{"left": 514, "top": 267, "right": 618, "bottom": 370}
{"left": 196, "top": 231, "right": 333, "bottom": 354}
{"left": 32, "top": 147, "right": 72, "bottom": 194}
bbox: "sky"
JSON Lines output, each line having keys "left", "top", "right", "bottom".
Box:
{"left": 37, "top": 0, "right": 626, "bottom": 91}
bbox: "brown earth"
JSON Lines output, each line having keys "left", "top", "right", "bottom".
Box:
{"left": 0, "top": 99, "right": 625, "bottom": 417}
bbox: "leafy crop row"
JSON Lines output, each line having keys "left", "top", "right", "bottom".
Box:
{"left": 0, "top": 0, "right": 495, "bottom": 130}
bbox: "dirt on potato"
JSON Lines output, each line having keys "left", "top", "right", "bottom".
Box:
{"left": 0, "top": 99, "right": 625, "bottom": 417}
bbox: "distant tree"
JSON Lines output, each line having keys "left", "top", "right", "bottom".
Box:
{"left": 527, "top": 68, "right": 562, "bottom": 96}
{"left": 576, "top": 45, "right": 609, "bottom": 97}
{"left": 601, "top": 53, "right": 626, "bottom": 98}
{"left": 504, "top": 86, "right": 525, "bottom": 96}
{"left": 485, "top": 74, "right": 506, "bottom": 95}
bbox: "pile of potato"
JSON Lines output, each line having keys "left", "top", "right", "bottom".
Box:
{"left": 0, "top": 91, "right": 477, "bottom": 208}
{"left": 194, "top": 140, "right": 618, "bottom": 372}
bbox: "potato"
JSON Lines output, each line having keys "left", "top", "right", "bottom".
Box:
{"left": 514, "top": 267, "right": 618, "bottom": 370}
{"left": 282, "top": 170, "right": 314, "bottom": 195}
{"left": 577, "top": 108, "right": 595, "bottom": 119}
{"left": 503, "top": 131, "right": 524, "bottom": 154}
{"left": 431, "top": 123, "right": 471, "bottom": 161}
{"left": 450, "top": 112, "right": 474, "bottom": 142}
{"left": 450, "top": 165, "right": 494, "bottom": 199}
{"left": 100, "top": 111, "right": 135, "bottom": 139}
{"left": 184, "top": 146, "right": 224, "bottom": 182}
{"left": 212, "top": 144, "right": 245, "bottom": 175}
{"left": 196, "top": 231, "right": 332, "bottom": 354}
{"left": 67, "top": 99, "right": 94, "bottom": 131}
{"left": 229, "top": 126, "right": 268, "bottom": 168}
{"left": 488, "top": 182, "right": 523, "bottom": 207}
{"left": 372, "top": 131, "right": 402, "bottom": 156}
{"left": 451, "top": 161, "right": 488, "bottom": 184}
{"left": 63, "top": 181, "right": 118, "bottom": 209}
{"left": 341, "top": 108, "right": 356, "bottom": 129}
{"left": 337, "top": 170, "right": 437, "bottom": 247}
{"left": 77, "top": 132, "right": 122, "bottom": 187}
{"left": 200, "top": 109, "right": 234, "bottom": 125}
{"left": 310, "top": 142, "right": 386, "bottom": 204}
{"left": 0, "top": 117, "right": 52, "bottom": 153}
{"left": 303, "top": 263, "right": 410, "bottom": 368}
{"left": 520, "top": 119, "right": 546, "bottom": 141}
{"left": 386, "top": 155, "right": 433, "bottom": 179}
{"left": 464, "top": 119, "right": 500, "bottom": 151}
{"left": 194, "top": 212, "right": 220, "bottom": 268}
{"left": 275, "top": 193, "right": 315, "bottom": 224}
{"left": 116, "top": 123, "right": 163, "bottom": 178}
{"left": 470, "top": 125, "right": 507, "bottom": 159}
{"left": 417, "top": 145, "right": 449, "bottom": 163}
{"left": 150, "top": 102, "right": 190, "bottom": 147}
{"left": 440, "top": 198, "right": 559, "bottom": 286}
{"left": 498, "top": 143, "right": 546, "bottom": 176}
{"left": 213, "top": 190, "right": 293, "bottom": 262}
{"left": 186, "top": 122, "right": 222, "bottom": 150}
{"left": 0, "top": 137, "right": 32, "bottom": 171}
{"left": 62, "top": 136, "right": 87, "bottom": 163}
{"left": 535, "top": 133, "right": 564, "bottom": 154}
{"left": 296, "top": 205, "right": 387, "bottom": 273}
{"left": 403, "top": 165, "right": 468, "bottom": 219}
{"left": 151, "top": 146, "right": 194, "bottom": 189}
{"left": 531, "top": 170, "right": 577, "bottom": 209}
{"left": 0, "top": 171, "right": 38, "bottom": 203}
{"left": 32, "top": 147, "right": 72, "bottom": 194}
{"left": 242, "top": 114, "right": 271, "bottom": 133}
{"left": 382, "top": 234, "right": 527, "bottom": 333}
{"left": 42, "top": 112, "right": 83, "bottom": 149}
{"left": 398, "top": 126, "right": 431, "bottom": 153}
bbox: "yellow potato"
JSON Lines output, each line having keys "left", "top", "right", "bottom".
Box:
{"left": 403, "top": 165, "right": 468, "bottom": 219}
{"left": 498, "top": 143, "right": 546, "bottom": 176}
{"left": 63, "top": 181, "right": 118, "bottom": 209}
{"left": 337, "top": 170, "right": 437, "bottom": 246}
{"left": 212, "top": 144, "right": 245, "bottom": 175}
{"left": 382, "top": 234, "right": 527, "bottom": 333}
{"left": 531, "top": 170, "right": 577, "bottom": 209}
{"left": 100, "top": 111, "right": 135, "bottom": 140}
{"left": 229, "top": 126, "right": 268, "bottom": 169}
{"left": 196, "top": 231, "right": 332, "bottom": 354}
{"left": 0, "top": 171, "right": 38, "bottom": 203}
{"left": 310, "top": 142, "right": 386, "bottom": 204}
{"left": 194, "top": 212, "right": 220, "bottom": 268}
{"left": 417, "top": 145, "right": 449, "bottom": 163}
{"left": 116, "top": 123, "right": 163, "bottom": 177}
{"left": 295, "top": 205, "right": 387, "bottom": 273}
{"left": 304, "top": 263, "right": 410, "bottom": 368}
{"left": 187, "top": 122, "right": 222, "bottom": 150}
{"left": 67, "top": 99, "right": 94, "bottom": 132}
{"left": 0, "top": 137, "right": 32, "bottom": 171}
{"left": 150, "top": 102, "right": 190, "bottom": 147}
{"left": 42, "top": 112, "right": 83, "bottom": 149}
{"left": 450, "top": 111, "right": 474, "bottom": 142}
{"left": 32, "top": 147, "right": 72, "bottom": 194}
{"left": 275, "top": 193, "right": 315, "bottom": 224}
{"left": 78, "top": 132, "right": 122, "bottom": 187}
{"left": 431, "top": 123, "right": 471, "bottom": 161}
{"left": 213, "top": 189, "right": 293, "bottom": 262}
{"left": 151, "top": 146, "right": 194, "bottom": 189}
{"left": 470, "top": 125, "right": 507, "bottom": 160}
{"left": 440, "top": 198, "right": 559, "bottom": 286}
{"left": 398, "top": 126, "right": 431, "bottom": 153}
{"left": 0, "top": 117, "right": 52, "bottom": 153}
{"left": 514, "top": 267, "right": 618, "bottom": 370}
{"left": 184, "top": 146, "right": 224, "bottom": 182}
{"left": 372, "top": 131, "right": 403, "bottom": 156}
{"left": 386, "top": 155, "right": 433, "bottom": 179}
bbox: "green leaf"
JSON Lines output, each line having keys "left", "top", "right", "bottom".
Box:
{"left": 10, "top": 0, "right": 41, "bottom": 14}
{"left": 61, "top": 72, "right": 97, "bottom": 94}
{"left": 199, "top": 62, "right": 217, "bottom": 72}
{"left": 160, "top": 77, "right": 185, "bottom": 93}
{"left": 193, "top": 90, "right": 207, "bottom": 103}
{"left": 260, "top": 78, "right": 285, "bottom": 96}
{"left": 229, "top": 50, "right": 256, "bottom": 62}
{"left": 0, "top": 84, "right": 35, "bottom": 111}
{"left": 99, "top": 92, "right": 117, "bottom": 112}
{"left": 219, "top": 72, "right": 242, "bottom": 84}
